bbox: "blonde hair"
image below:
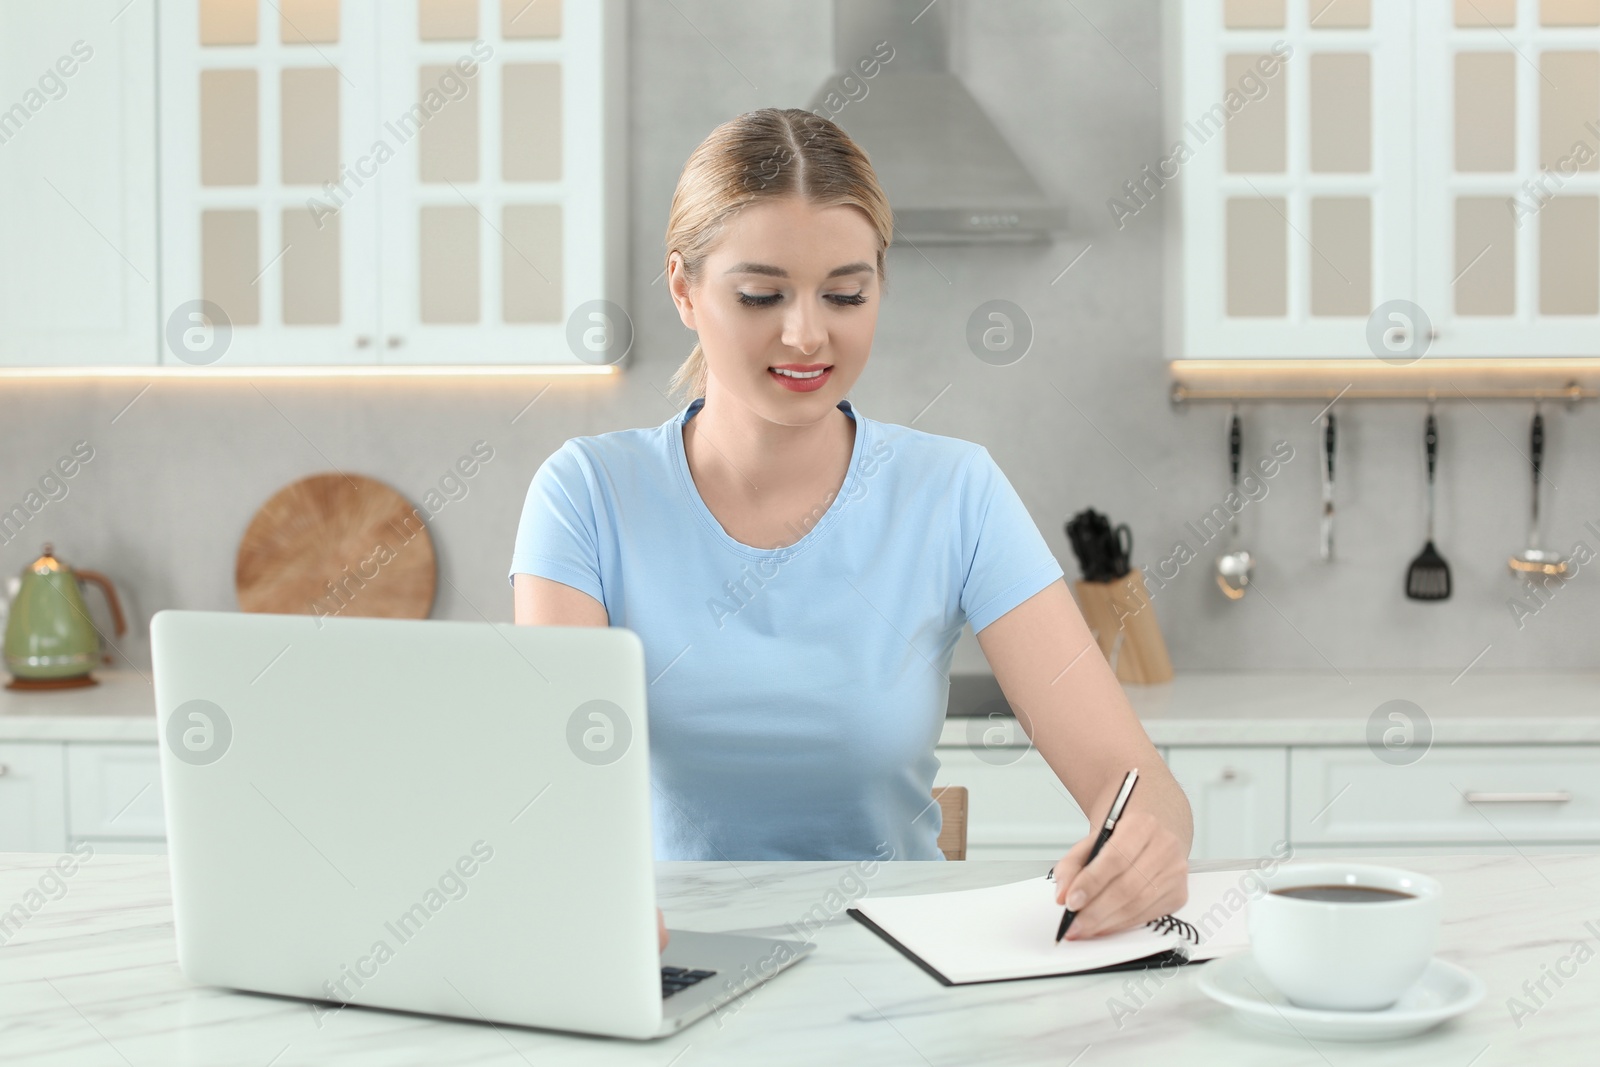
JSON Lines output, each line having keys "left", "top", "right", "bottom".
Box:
{"left": 664, "top": 108, "right": 894, "bottom": 403}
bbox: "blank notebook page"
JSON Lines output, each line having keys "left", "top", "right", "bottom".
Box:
{"left": 848, "top": 869, "right": 1254, "bottom": 985}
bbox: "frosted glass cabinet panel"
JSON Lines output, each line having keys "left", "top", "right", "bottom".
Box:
{"left": 1309, "top": 0, "right": 1369, "bottom": 29}
{"left": 159, "top": 0, "right": 624, "bottom": 367}
{"left": 1415, "top": 2, "right": 1600, "bottom": 354}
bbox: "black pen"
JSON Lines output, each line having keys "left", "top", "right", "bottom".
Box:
{"left": 1054, "top": 769, "right": 1139, "bottom": 943}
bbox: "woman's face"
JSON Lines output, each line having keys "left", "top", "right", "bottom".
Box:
{"left": 670, "top": 196, "right": 880, "bottom": 425}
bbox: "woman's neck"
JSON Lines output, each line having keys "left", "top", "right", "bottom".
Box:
{"left": 683, "top": 386, "right": 855, "bottom": 512}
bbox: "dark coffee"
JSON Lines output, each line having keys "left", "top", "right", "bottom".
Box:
{"left": 1271, "top": 884, "right": 1415, "bottom": 903}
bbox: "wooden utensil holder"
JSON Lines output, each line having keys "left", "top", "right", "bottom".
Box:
{"left": 1072, "top": 569, "right": 1173, "bottom": 685}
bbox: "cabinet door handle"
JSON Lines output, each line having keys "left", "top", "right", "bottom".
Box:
{"left": 1220, "top": 768, "right": 1237, "bottom": 782}
{"left": 355, "top": 335, "right": 372, "bottom": 348}
{"left": 387, "top": 335, "right": 404, "bottom": 348}
{"left": 1462, "top": 790, "right": 1571, "bottom": 804}
{"left": 0, "top": 763, "right": 8, "bottom": 776}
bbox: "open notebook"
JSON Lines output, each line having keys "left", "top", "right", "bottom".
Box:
{"left": 847, "top": 869, "right": 1255, "bottom": 986}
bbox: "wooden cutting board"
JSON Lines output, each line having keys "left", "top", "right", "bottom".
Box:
{"left": 236, "top": 473, "right": 436, "bottom": 619}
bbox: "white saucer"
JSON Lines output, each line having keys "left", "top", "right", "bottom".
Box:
{"left": 1197, "top": 954, "right": 1485, "bottom": 1042}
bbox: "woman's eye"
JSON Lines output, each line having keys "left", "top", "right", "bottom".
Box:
{"left": 734, "top": 291, "right": 868, "bottom": 308}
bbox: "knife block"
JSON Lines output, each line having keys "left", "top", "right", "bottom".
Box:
{"left": 1072, "top": 569, "right": 1173, "bottom": 685}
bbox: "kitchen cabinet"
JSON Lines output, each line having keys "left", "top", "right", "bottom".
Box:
{"left": 932, "top": 746, "right": 1092, "bottom": 861}
{"left": 1414, "top": 2, "right": 1600, "bottom": 355}
{"left": 0, "top": 0, "right": 158, "bottom": 366}
{"left": 1169, "top": 0, "right": 1600, "bottom": 358}
{"left": 157, "top": 0, "right": 628, "bottom": 368}
{"left": 65, "top": 743, "right": 167, "bottom": 844}
{"left": 0, "top": 0, "right": 626, "bottom": 370}
{"left": 0, "top": 741, "right": 165, "bottom": 856}
{"left": 0, "top": 743, "right": 68, "bottom": 854}
{"left": 1289, "top": 744, "right": 1600, "bottom": 845}
{"left": 936, "top": 737, "right": 1600, "bottom": 862}
{"left": 1167, "top": 746, "right": 1287, "bottom": 860}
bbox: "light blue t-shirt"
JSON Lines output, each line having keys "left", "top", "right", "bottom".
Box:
{"left": 509, "top": 397, "right": 1064, "bottom": 861}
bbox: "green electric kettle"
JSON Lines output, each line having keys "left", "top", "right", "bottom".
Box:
{"left": 4, "top": 544, "right": 127, "bottom": 690}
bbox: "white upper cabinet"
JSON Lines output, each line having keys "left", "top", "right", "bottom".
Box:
{"left": 149, "top": 0, "right": 628, "bottom": 368}
{"left": 0, "top": 1, "right": 158, "bottom": 366}
{"left": 158, "top": 0, "right": 382, "bottom": 365}
{"left": 375, "top": 0, "right": 626, "bottom": 365}
{"left": 1170, "top": 0, "right": 1600, "bottom": 359}
{"left": 1415, "top": 0, "right": 1600, "bottom": 356}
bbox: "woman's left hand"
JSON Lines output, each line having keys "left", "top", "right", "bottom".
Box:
{"left": 1050, "top": 809, "right": 1189, "bottom": 940}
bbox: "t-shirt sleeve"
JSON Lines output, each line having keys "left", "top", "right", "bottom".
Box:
{"left": 957, "top": 446, "right": 1065, "bottom": 634}
{"left": 508, "top": 441, "right": 606, "bottom": 605}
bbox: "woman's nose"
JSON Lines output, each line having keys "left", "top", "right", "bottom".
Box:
{"left": 780, "top": 300, "right": 826, "bottom": 356}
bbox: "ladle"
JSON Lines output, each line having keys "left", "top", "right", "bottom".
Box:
{"left": 1215, "top": 408, "right": 1253, "bottom": 600}
{"left": 1509, "top": 401, "right": 1568, "bottom": 578}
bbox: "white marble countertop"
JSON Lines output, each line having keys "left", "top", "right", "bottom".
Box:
{"left": 0, "top": 670, "right": 155, "bottom": 741}
{"left": 5, "top": 669, "right": 1598, "bottom": 746}
{"left": 939, "top": 670, "right": 1600, "bottom": 747}
{"left": 1, "top": 851, "right": 1595, "bottom": 1065}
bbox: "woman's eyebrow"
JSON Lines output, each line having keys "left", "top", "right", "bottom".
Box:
{"left": 724, "top": 261, "right": 873, "bottom": 279}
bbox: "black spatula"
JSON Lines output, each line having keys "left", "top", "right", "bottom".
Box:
{"left": 1406, "top": 411, "right": 1451, "bottom": 601}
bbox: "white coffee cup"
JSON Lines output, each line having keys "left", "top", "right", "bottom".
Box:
{"left": 1246, "top": 863, "right": 1441, "bottom": 1011}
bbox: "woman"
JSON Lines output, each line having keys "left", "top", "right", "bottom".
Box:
{"left": 511, "top": 108, "right": 1191, "bottom": 952}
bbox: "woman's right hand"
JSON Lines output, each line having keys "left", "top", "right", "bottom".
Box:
{"left": 658, "top": 907, "right": 670, "bottom": 952}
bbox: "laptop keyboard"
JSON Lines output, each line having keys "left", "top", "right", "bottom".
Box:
{"left": 661, "top": 966, "right": 717, "bottom": 998}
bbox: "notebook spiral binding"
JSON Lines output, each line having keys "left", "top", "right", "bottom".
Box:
{"left": 1145, "top": 914, "right": 1200, "bottom": 944}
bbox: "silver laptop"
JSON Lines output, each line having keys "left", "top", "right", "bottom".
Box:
{"left": 151, "top": 609, "right": 813, "bottom": 1040}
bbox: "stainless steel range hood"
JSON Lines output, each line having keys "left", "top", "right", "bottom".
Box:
{"left": 807, "top": 0, "right": 1069, "bottom": 245}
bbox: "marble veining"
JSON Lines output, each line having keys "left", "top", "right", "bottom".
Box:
{"left": 1, "top": 852, "right": 1598, "bottom": 1065}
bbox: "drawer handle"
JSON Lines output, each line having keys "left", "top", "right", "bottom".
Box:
{"left": 1463, "top": 790, "right": 1572, "bottom": 805}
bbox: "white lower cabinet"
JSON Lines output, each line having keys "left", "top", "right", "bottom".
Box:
{"left": 66, "top": 743, "right": 167, "bottom": 853}
{"left": 1167, "top": 747, "right": 1288, "bottom": 861}
{"left": 937, "top": 740, "right": 1600, "bottom": 861}
{"left": 9, "top": 737, "right": 1600, "bottom": 861}
{"left": 1289, "top": 745, "right": 1600, "bottom": 846}
{"left": 0, "top": 742, "right": 166, "bottom": 856}
{"left": 0, "top": 743, "right": 68, "bottom": 853}
{"left": 933, "top": 746, "right": 1091, "bottom": 862}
